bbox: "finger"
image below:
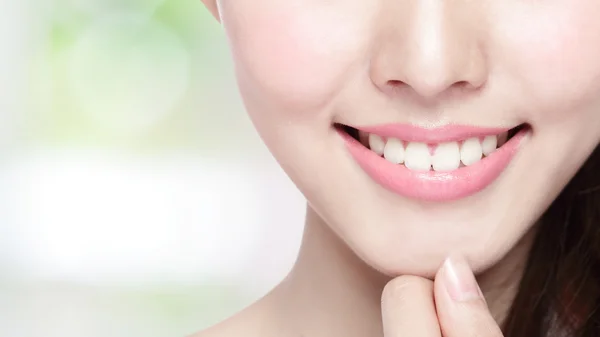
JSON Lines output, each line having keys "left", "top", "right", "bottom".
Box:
{"left": 434, "top": 256, "right": 503, "bottom": 337}
{"left": 381, "top": 275, "right": 442, "bottom": 337}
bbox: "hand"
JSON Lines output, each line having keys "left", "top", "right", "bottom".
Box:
{"left": 381, "top": 255, "right": 503, "bottom": 337}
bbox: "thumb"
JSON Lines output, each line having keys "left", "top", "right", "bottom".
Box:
{"left": 434, "top": 256, "right": 503, "bottom": 337}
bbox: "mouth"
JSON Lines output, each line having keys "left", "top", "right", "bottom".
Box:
{"left": 335, "top": 122, "right": 530, "bottom": 202}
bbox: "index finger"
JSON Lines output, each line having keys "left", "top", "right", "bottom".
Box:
{"left": 381, "top": 275, "right": 442, "bottom": 337}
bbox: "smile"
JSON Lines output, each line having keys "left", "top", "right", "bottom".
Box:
{"left": 336, "top": 123, "right": 530, "bottom": 202}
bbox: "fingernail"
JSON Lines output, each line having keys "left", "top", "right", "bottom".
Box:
{"left": 443, "top": 256, "right": 483, "bottom": 302}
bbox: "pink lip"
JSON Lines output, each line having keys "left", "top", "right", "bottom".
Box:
{"left": 338, "top": 124, "right": 528, "bottom": 202}
{"left": 357, "top": 124, "right": 510, "bottom": 143}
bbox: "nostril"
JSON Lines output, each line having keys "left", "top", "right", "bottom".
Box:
{"left": 384, "top": 80, "right": 409, "bottom": 95}
{"left": 386, "top": 80, "right": 407, "bottom": 91}
{"left": 454, "top": 81, "right": 470, "bottom": 88}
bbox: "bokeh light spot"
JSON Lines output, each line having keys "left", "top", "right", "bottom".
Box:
{"left": 68, "top": 13, "right": 190, "bottom": 137}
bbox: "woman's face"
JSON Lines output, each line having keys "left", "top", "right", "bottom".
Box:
{"left": 209, "top": 0, "right": 600, "bottom": 276}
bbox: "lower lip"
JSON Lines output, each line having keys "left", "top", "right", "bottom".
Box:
{"left": 338, "top": 128, "right": 528, "bottom": 202}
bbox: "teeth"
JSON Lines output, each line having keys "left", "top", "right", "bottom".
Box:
{"left": 482, "top": 135, "right": 498, "bottom": 156}
{"left": 460, "top": 137, "right": 483, "bottom": 166}
{"left": 383, "top": 138, "right": 405, "bottom": 164}
{"left": 369, "top": 134, "right": 386, "bottom": 156}
{"left": 431, "top": 142, "right": 461, "bottom": 172}
{"left": 404, "top": 142, "right": 432, "bottom": 171}
{"left": 364, "top": 132, "right": 504, "bottom": 172}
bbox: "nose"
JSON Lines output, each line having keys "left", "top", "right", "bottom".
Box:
{"left": 370, "top": 1, "right": 488, "bottom": 101}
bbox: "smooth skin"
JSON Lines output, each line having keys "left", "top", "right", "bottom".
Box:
{"left": 196, "top": 0, "right": 600, "bottom": 336}
{"left": 197, "top": 252, "right": 506, "bottom": 337}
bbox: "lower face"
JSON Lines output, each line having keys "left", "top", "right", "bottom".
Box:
{"left": 219, "top": 0, "right": 600, "bottom": 276}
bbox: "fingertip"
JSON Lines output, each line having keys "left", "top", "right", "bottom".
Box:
{"left": 434, "top": 256, "right": 502, "bottom": 337}
{"left": 382, "top": 275, "right": 433, "bottom": 303}
{"left": 441, "top": 255, "right": 483, "bottom": 302}
{"left": 382, "top": 276, "right": 441, "bottom": 337}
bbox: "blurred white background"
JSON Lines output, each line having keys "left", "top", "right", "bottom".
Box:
{"left": 0, "top": 1, "right": 306, "bottom": 336}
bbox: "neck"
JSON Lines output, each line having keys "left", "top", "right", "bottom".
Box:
{"left": 268, "top": 205, "right": 535, "bottom": 337}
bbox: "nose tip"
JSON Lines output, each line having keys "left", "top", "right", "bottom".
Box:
{"left": 383, "top": 67, "right": 485, "bottom": 100}
{"left": 370, "top": 3, "right": 488, "bottom": 101}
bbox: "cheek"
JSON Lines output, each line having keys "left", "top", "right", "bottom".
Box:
{"left": 495, "top": 2, "right": 600, "bottom": 123}
{"left": 222, "top": 2, "right": 372, "bottom": 116}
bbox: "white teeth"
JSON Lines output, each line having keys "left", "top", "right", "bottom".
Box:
{"left": 460, "top": 137, "right": 483, "bottom": 166}
{"left": 365, "top": 132, "right": 503, "bottom": 172}
{"left": 404, "top": 142, "right": 432, "bottom": 171}
{"left": 482, "top": 135, "right": 498, "bottom": 156}
{"left": 383, "top": 138, "right": 405, "bottom": 164}
{"left": 431, "top": 142, "right": 461, "bottom": 172}
{"left": 369, "top": 134, "right": 386, "bottom": 156}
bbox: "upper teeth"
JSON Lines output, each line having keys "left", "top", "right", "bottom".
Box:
{"left": 368, "top": 134, "right": 386, "bottom": 156}
{"left": 405, "top": 142, "right": 431, "bottom": 171}
{"left": 431, "top": 141, "right": 460, "bottom": 171}
{"left": 367, "top": 133, "right": 505, "bottom": 172}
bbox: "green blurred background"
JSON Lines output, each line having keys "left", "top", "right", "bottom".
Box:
{"left": 1, "top": 1, "right": 305, "bottom": 336}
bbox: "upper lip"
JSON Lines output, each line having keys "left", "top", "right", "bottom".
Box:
{"left": 345, "top": 123, "right": 513, "bottom": 143}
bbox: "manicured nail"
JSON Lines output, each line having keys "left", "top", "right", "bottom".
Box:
{"left": 443, "top": 256, "right": 483, "bottom": 302}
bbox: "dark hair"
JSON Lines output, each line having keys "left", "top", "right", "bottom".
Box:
{"left": 503, "top": 144, "right": 600, "bottom": 336}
